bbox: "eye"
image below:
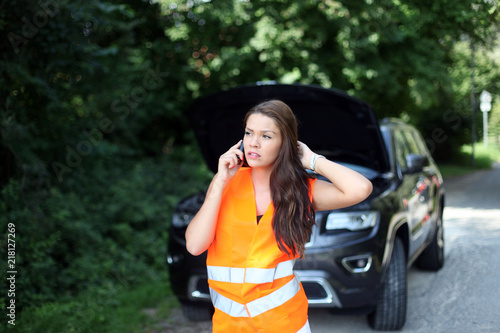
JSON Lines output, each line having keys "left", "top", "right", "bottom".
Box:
{"left": 263, "top": 134, "right": 271, "bottom": 139}
{"left": 244, "top": 131, "right": 251, "bottom": 136}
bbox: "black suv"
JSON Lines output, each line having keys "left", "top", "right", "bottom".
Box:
{"left": 167, "top": 83, "right": 445, "bottom": 331}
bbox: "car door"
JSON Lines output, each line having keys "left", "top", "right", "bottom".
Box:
{"left": 405, "top": 128, "right": 438, "bottom": 244}
{"left": 402, "top": 128, "right": 433, "bottom": 254}
{"left": 393, "top": 128, "right": 429, "bottom": 256}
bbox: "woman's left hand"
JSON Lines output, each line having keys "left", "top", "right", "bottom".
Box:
{"left": 297, "top": 141, "right": 314, "bottom": 170}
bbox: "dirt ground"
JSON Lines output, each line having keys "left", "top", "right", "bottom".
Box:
{"left": 142, "top": 306, "right": 212, "bottom": 333}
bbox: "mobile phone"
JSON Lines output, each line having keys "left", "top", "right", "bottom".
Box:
{"left": 238, "top": 139, "right": 248, "bottom": 167}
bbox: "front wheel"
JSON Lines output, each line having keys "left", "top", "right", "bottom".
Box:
{"left": 368, "top": 237, "right": 407, "bottom": 331}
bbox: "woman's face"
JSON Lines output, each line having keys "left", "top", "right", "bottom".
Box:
{"left": 244, "top": 113, "right": 282, "bottom": 170}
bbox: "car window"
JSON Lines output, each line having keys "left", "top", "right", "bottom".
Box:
{"left": 410, "top": 129, "right": 430, "bottom": 156}
{"left": 402, "top": 130, "right": 421, "bottom": 155}
{"left": 394, "top": 130, "right": 409, "bottom": 170}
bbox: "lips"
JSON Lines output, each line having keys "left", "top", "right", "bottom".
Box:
{"left": 247, "top": 151, "right": 261, "bottom": 159}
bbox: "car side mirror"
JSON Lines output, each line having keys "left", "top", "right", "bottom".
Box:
{"left": 404, "top": 153, "right": 429, "bottom": 173}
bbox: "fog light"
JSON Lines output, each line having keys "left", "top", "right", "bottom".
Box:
{"left": 341, "top": 254, "right": 372, "bottom": 273}
{"left": 167, "top": 253, "right": 183, "bottom": 265}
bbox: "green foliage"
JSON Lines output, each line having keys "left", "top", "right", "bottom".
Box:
{"left": 439, "top": 142, "right": 500, "bottom": 178}
{"left": 156, "top": 0, "right": 499, "bottom": 161}
{"left": 489, "top": 100, "right": 500, "bottom": 143}
{"left": 6, "top": 281, "right": 176, "bottom": 333}
{"left": 461, "top": 142, "right": 500, "bottom": 167}
{"left": 0, "top": 148, "right": 211, "bottom": 313}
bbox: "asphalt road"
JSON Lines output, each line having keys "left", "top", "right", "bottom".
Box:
{"left": 154, "top": 164, "right": 500, "bottom": 333}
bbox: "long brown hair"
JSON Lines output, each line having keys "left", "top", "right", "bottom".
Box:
{"left": 244, "top": 100, "right": 315, "bottom": 258}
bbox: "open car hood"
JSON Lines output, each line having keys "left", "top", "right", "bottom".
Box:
{"left": 187, "top": 83, "right": 390, "bottom": 174}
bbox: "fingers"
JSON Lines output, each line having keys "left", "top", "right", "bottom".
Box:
{"left": 298, "top": 141, "right": 309, "bottom": 150}
{"left": 233, "top": 139, "right": 244, "bottom": 163}
{"left": 297, "top": 141, "right": 313, "bottom": 169}
{"left": 221, "top": 152, "right": 240, "bottom": 169}
{"left": 220, "top": 140, "right": 244, "bottom": 170}
{"left": 297, "top": 141, "right": 303, "bottom": 156}
{"left": 231, "top": 139, "right": 243, "bottom": 150}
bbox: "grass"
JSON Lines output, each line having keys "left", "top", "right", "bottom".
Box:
{"left": 7, "top": 279, "right": 178, "bottom": 333}
{"left": 438, "top": 142, "right": 500, "bottom": 179}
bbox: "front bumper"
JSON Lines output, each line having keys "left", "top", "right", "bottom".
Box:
{"left": 170, "top": 266, "right": 378, "bottom": 310}
{"left": 293, "top": 217, "right": 385, "bottom": 309}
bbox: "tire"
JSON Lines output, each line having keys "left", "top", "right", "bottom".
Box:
{"left": 368, "top": 237, "right": 407, "bottom": 331}
{"left": 180, "top": 301, "right": 214, "bottom": 322}
{"left": 417, "top": 210, "right": 444, "bottom": 271}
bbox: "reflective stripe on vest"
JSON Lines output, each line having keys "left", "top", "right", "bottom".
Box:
{"left": 207, "top": 259, "right": 296, "bottom": 284}
{"left": 210, "top": 276, "right": 301, "bottom": 318}
{"left": 298, "top": 320, "right": 311, "bottom": 333}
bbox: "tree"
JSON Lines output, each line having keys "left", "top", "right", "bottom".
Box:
{"left": 158, "top": 0, "right": 498, "bottom": 160}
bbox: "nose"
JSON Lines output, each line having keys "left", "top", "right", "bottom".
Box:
{"left": 249, "top": 135, "right": 260, "bottom": 148}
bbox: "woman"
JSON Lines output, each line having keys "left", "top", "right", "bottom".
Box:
{"left": 186, "top": 100, "right": 373, "bottom": 332}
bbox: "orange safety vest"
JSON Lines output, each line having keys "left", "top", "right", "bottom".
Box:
{"left": 207, "top": 167, "right": 316, "bottom": 333}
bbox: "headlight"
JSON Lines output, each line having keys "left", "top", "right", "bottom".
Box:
{"left": 325, "top": 211, "right": 379, "bottom": 231}
{"left": 172, "top": 211, "right": 195, "bottom": 228}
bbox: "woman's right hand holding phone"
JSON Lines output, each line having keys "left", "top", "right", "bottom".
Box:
{"left": 216, "top": 140, "right": 244, "bottom": 186}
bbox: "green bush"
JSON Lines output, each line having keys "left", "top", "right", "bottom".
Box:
{"left": 438, "top": 142, "right": 500, "bottom": 178}
{"left": 7, "top": 281, "right": 175, "bottom": 333}
{"left": 0, "top": 145, "right": 212, "bottom": 314}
